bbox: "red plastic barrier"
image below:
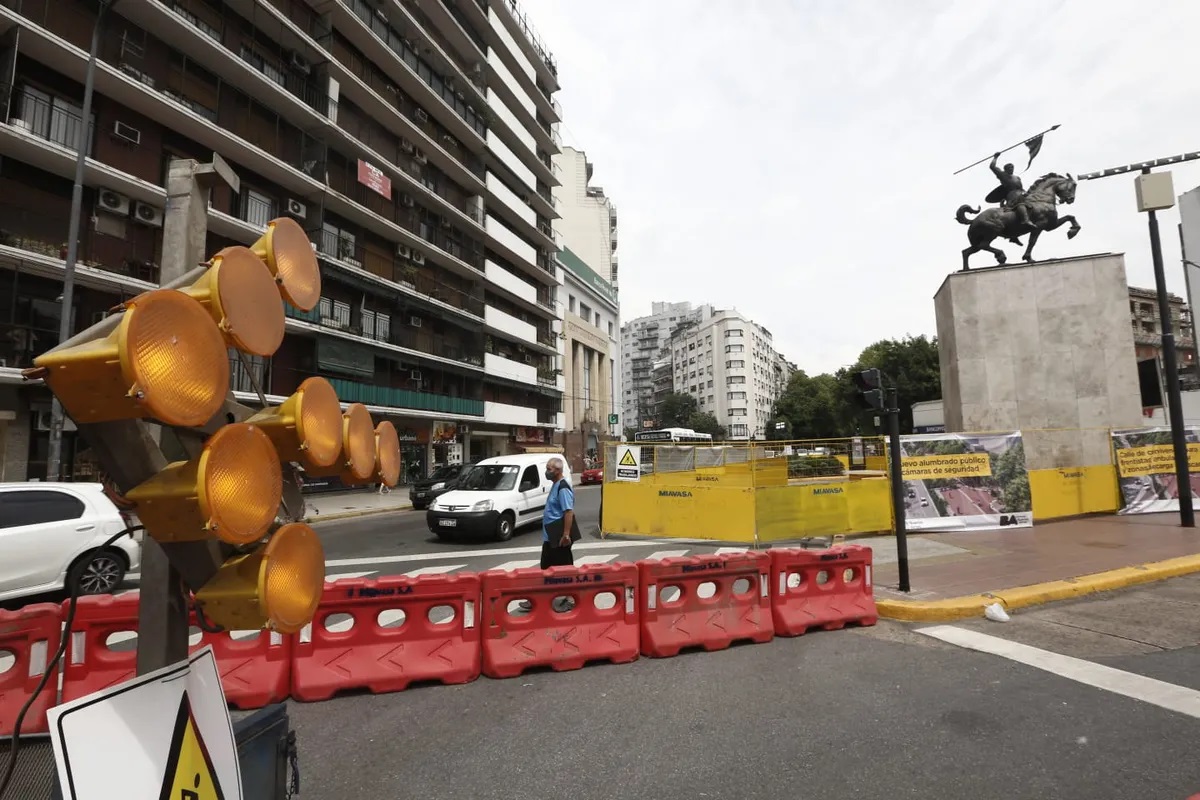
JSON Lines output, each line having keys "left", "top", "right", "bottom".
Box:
{"left": 480, "top": 563, "right": 639, "bottom": 679}
{"left": 0, "top": 603, "right": 62, "bottom": 736}
{"left": 638, "top": 552, "right": 774, "bottom": 658}
{"left": 60, "top": 593, "right": 292, "bottom": 709}
{"left": 290, "top": 574, "right": 481, "bottom": 701}
{"left": 769, "top": 545, "right": 877, "bottom": 635}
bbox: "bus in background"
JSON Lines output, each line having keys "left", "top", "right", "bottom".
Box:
{"left": 633, "top": 427, "right": 714, "bottom": 444}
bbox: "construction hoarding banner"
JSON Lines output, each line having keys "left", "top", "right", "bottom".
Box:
{"left": 897, "top": 431, "right": 1032, "bottom": 532}
{"left": 1112, "top": 426, "right": 1200, "bottom": 514}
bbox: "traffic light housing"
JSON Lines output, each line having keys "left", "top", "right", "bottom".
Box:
{"left": 26, "top": 216, "right": 401, "bottom": 636}
{"left": 853, "top": 368, "right": 885, "bottom": 411}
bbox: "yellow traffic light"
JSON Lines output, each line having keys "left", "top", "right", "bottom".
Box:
{"left": 182, "top": 246, "right": 286, "bottom": 357}
{"left": 32, "top": 288, "right": 229, "bottom": 427}
{"left": 246, "top": 376, "right": 344, "bottom": 469}
{"left": 304, "top": 403, "right": 376, "bottom": 484}
{"left": 194, "top": 522, "right": 325, "bottom": 633}
{"left": 374, "top": 421, "right": 401, "bottom": 487}
{"left": 249, "top": 217, "right": 321, "bottom": 312}
{"left": 126, "top": 422, "right": 282, "bottom": 546}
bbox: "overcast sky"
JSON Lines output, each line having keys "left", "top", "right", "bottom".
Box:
{"left": 518, "top": 0, "right": 1200, "bottom": 375}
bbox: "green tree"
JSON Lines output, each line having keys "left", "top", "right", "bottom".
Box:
{"left": 623, "top": 426, "right": 638, "bottom": 442}
{"left": 853, "top": 335, "right": 941, "bottom": 434}
{"left": 657, "top": 392, "right": 698, "bottom": 428}
{"left": 687, "top": 411, "right": 726, "bottom": 439}
{"left": 764, "top": 417, "right": 793, "bottom": 441}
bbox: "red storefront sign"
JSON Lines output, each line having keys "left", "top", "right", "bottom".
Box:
{"left": 357, "top": 159, "right": 392, "bottom": 199}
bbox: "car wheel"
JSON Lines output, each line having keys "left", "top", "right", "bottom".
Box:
{"left": 70, "top": 549, "right": 127, "bottom": 596}
{"left": 495, "top": 512, "right": 515, "bottom": 542}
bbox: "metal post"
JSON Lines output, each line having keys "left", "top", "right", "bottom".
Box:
{"left": 46, "top": 0, "right": 112, "bottom": 481}
{"left": 1146, "top": 189, "right": 1195, "bottom": 527}
{"left": 886, "top": 387, "right": 911, "bottom": 591}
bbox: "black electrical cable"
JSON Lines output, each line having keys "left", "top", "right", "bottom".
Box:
{"left": 0, "top": 525, "right": 143, "bottom": 800}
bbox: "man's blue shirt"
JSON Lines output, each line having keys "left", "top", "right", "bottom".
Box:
{"left": 542, "top": 478, "right": 575, "bottom": 542}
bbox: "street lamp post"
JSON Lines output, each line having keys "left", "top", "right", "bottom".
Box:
{"left": 46, "top": 0, "right": 115, "bottom": 481}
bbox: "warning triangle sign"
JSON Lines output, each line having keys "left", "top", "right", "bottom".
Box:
{"left": 618, "top": 449, "right": 638, "bottom": 467}
{"left": 159, "top": 692, "right": 226, "bottom": 800}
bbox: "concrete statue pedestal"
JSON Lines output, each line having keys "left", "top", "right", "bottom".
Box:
{"left": 934, "top": 253, "right": 1143, "bottom": 470}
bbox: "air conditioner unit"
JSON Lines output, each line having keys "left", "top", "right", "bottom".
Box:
{"left": 132, "top": 201, "right": 163, "bottom": 227}
{"left": 400, "top": 138, "right": 414, "bottom": 153}
{"left": 289, "top": 51, "right": 311, "bottom": 75}
{"left": 410, "top": 370, "right": 423, "bottom": 382}
{"left": 111, "top": 120, "right": 141, "bottom": 145}
{"left": 396, "top": 244, "right": 411, "bottom": 259}
{"left": 415, "top": 109, "right": 429, "bottom": 123}
{"left": 412, "top": 251, "right": 425, "bottom": 265}
{"left": 410, "top": 316, "right": 422, "bottom": 328}
{"left": 286, "top": 198, "right": 307, "bottom": 219}
{"left": 97, "top": 189, "right": 131, "bottom": 216}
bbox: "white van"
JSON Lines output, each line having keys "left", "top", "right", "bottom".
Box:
{"left": 425, "top": 453, "right": 571, "bottom": 541}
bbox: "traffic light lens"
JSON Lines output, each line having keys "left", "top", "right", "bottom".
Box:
{"left": 123, "top": 289, "right": 230, "bottom": 426}
{"left": 261, "top": 522, "right": 324, "bottom": 634}
{"left": 253, "top": 217, "right": 321, "bottom": 312}
{"left": 375, "top": 421, "right": 401, "bottom": 487}
{"left": 192, "top": 246, "right": 286, "bottom": 356}
{"left": 297, "top": 377, "right": 343, "bottom": 468}
{"left": 343, "top": 403, "right": 376, "bottom": 482}
{"left": 201, "top": 423, "right": 283, "bottom": 545}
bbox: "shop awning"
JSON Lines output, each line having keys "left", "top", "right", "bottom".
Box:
{"left": 520, "top": 445, "right": 564, "bottom": 454}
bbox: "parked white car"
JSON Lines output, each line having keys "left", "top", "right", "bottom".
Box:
{"left": 0, "top": 482, "right": 142, "bottom": 601}
{"left": 425, "top": 453, "right": 571, "bottom": 541}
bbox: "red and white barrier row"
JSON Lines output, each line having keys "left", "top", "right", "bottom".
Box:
{"left": 0, "top": 545, "right": 876, "bottom": 736}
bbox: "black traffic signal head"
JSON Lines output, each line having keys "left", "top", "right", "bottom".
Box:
{"left": 853, "top": 368, "right": 884, "bottom": 410}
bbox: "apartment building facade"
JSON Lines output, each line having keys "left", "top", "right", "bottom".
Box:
{"left": 552, "top": 145, "right": 617, "bottom": 288}
{"left": 556, "top": 246, "right": 617, "bottom": 471}
{"left": 667, "top": 309, "right": 786, "bottom": 440}
{"left": 0, "top": 0, "right": 566, "bottom": 482}
{"left": 621, "top": 301, "right": 710, "bottom": 431}
{"left": 1129, "top": 285, "right": 1196, "bottom": 368}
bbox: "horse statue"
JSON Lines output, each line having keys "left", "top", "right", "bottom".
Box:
{"left": 955, "top": 173, "right": 1081, "bottom": 271}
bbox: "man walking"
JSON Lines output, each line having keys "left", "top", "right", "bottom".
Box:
{"left": 541, "top": 457, "right": 576, "bottom": 569}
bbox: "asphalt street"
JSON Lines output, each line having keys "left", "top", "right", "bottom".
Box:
{"left": 289, "top": 573, "right": 1200, "bottom": 799}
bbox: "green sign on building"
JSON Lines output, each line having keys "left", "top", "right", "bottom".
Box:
{"left": 608, "top": 414, "right": 619, "bottom": 425}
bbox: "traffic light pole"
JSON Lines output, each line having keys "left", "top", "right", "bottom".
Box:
{"left": 886, "top": 387, "right": 911, "bottom": 592}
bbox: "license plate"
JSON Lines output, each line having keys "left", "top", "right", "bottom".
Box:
{"left": 438, "top": 518, "right": 457, "bottom": 527}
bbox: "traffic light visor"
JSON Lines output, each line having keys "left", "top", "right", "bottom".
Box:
{"left": 250, "top": 217, "right": 321, "bottom": 312}
{"left": 195, "top": 522, "right": 325, "bottom": 634}
{"left": 184, "top": 246, "right": 286, "bottom": 356}
{"left": 853, "top": 368, "right": 882, "bottom": 392}
{"left": 306, "top": 403, "right": 376, "bottom": 483}
{"left": 32, "top": 289, "right": 229, "bottom": 426}
{"left": 246, "top": 377, "right": 344, "bottom": 468}
{"left": 375, "top": 421, "right": 401, "bottom": 487}
{"left": 126, "top": 422, "right": 282, "bottom": 546}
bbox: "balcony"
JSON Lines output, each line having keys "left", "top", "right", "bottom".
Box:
{"left": 484, "top": 400, "right": 537, "bottom": 426}
{"left": 485, "top": 171, "right": 536, "bottom": 228}
{"left": 485, "top": 214, "right": 537, "bottom": 268}
{"left": 484, "top": 304, "right": 537, "bottom": 343}
{"left": 328, "top": 378, "right": 484, "bottom": 416}
{"left": 484, "top": 352, "right": 537, "bottom": 384}
{"left": 486, "top": 130, "right": 536, "bottom": 191}
{"left": 484, "top": 259, "right": 537, "bottom": 305}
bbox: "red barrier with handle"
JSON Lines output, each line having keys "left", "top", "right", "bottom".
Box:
{"left": 638, "top": 552, "right": 774, "bottom": 658}
{"left": 61, "top": 593, "right": 292, "bottom": 709}
{"left": 480, "top": 562, "right": 639, "bottom": 679}
{"left": 290, "top": 573, "right": 481, "bottom": 702}
{"left": 770, "top": 545, "right": 877, "bottom": 635}
{"left": 0, "top": 603, "right": 62, "bottom": 736}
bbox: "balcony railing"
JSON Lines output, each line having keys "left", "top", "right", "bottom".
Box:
{"left": 6, "top": 85, "right": 95, "bottom": 155}
{"left": 314, "top": 229, "right": 484, "bottom": 317}
{"left": 327, "top": 378, "right": 484, "bottom": 415}
{"left": 536, "top": 408, "right": 559, "bottom": 425}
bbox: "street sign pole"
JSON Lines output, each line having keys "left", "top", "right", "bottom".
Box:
{"left": 886, "top": 387, "right": 911, "bottom": 592}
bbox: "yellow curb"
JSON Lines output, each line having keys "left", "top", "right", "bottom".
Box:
{"left": 304, "top": 505, "right": 414, "bottom": 524}
{"left": 875, "top": 552, "right": 1200, "bottom": 622}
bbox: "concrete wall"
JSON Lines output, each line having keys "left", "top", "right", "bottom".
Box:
{"left": 935, "top": 253, "right": 1143, "bottom": 470}
{"left": 0, "top": 386, "right": 29, "bottom": 482}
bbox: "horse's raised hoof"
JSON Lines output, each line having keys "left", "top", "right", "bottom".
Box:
{"left": 1068, "top": 228, "right": 1080, "bottom": 240}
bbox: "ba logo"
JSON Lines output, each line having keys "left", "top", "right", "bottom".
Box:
{"left": 999, "top": 514, "right": 1021, "bottom": 526}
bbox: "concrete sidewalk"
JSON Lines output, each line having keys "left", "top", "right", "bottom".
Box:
{"left": 874, "top": 512, "right": 1200, "bottom": 621}
{"left": 301, "top": 489, "right": 413, "bottom": 523}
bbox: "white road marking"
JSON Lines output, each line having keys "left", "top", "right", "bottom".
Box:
{"left": 646, "top": 550, "right": 690, "bottom": 561}
{"left": 574, "top": 554, "right": 619, "bottom": 565}
{"left": 404, "top": 564, "right": 468, "bottom": 577}
{"left": 324, "top": 571, "right": 376, "bottom": 583}
{"left": 715, "top": 547, "right": 747, "bottom": 554}
{"left": 491, "top": 560, "right": 540, "bottom": 571}
{"left": 323, "top": 538, "right": 720, "bottom": 569}
{"left": 920, "top": 625, "right": 1200, "bottom": 720}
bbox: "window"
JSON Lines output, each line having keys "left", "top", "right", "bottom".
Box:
{"left": 595, "top": 312, "right": 601, "bottom": 327}
{"left": 243, "top": 189, "right": 275, "bottom": 228}
{"left": 728, "top": 391, "right": 747, "bottom": 400}
{"left": 0, "top": 490, "right": 86, "bottom": 528}
{"left": 17, "top": 86, "right": 95, "bottom": 153}
{"left": 730, "top": 424, "right": 749, "bottom": 438}
{"left": 362, "top": 309, "right": 391, "bottom": 342}
{"left": 583, "top": 351, "right": 592, "bottom": 407}
{"left": 729, "top": 408, "right": 747, "bottom": 417}
{"left": 319, "top": 297, "right": 352, "bottom": 329}
{"left": 519, "top": 465, "right": 540, "bottom": 490}
{"left": 579, "top": 302, "right": 592, "bottom": 320}
{"left": 229, "top": 350, "right": 267, "bottom": 394}
{"left": 239, "top": 45, "right": 286, "bottom": 88}
{"left": 725, "top": 329, "right": 744, "bottom": 338}
{"left": 608, "top": 321, "right": 614, "bottom": 337}
{"left": 569, "top": 296, "right": 576, "bottom": 313}
{"left": 728, "top": 376, "right": 746, "bottom": 385}
{"left": 725, "top": 344, "right": 744, "bottom": 354}
{"left": 727, "top": 360, "right": 745, "bottom": 369}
